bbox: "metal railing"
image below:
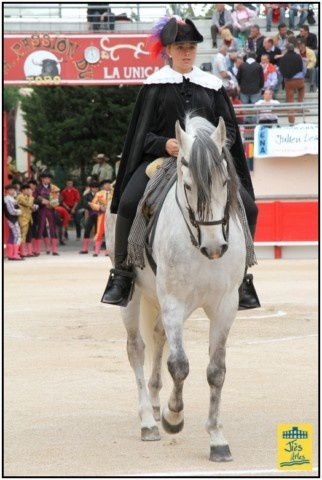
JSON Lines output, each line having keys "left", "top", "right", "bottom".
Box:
{"left": 4, "top": 3, "right": 319, "bottom": 31}
{"left": 233, "top": 101, "right": 318, "bottom": 131}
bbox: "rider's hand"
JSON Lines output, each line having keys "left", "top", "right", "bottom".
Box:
{"left": 166, "top": 138, "right": 179, "bottom": 157}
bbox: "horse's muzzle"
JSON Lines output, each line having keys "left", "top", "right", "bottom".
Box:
{"left": 200, "top": 243, "right": 228, "bottom": 260}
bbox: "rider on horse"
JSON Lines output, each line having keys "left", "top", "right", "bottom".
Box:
{"left": 101, "top": 16, "right": 260, "bottom": 310}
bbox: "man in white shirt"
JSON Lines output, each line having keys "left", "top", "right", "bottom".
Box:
{"left": 91, "top": 153, "right": 114, "bottom": 183}
{"left": 255, "top": 89, "right": 280, "bottom": 124}
{"left": 213, "top": 45, "right": 234, "bottom": 90}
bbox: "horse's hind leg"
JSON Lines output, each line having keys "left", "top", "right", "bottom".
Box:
{"left": 204, "top": 300, "right": 237, "bottom": 462}
{"left": 160, "top": 301, "right": 189, "bottom": 434}
{"left": 122, "top": 290, "right": 160, "bottom": 441}
{"left": 148, "top": 316, "right": 166, "bottom": 421}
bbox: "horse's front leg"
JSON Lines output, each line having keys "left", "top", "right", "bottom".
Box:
{"left": 160, "top": 299, "right": 189, "bottom": 434}
{"left": 121, "top": 289, "right": 160, "bottom": 441}
{"left": 148, "top": 316, "right": 166, "bottom": 422}
{"left": 204, "top": 299, "right": 238, "bottom": 462}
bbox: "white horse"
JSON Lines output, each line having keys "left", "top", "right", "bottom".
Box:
{"left": 105, "top": 116, "right": 246, "bottom": 462}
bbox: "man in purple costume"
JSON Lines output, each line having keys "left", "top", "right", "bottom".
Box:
{"left": 34, "top": 172, "right": 59, "bottom": 255}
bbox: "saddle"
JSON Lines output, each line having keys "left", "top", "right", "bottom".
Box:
{"left": 126, "top": 157, "right": 177, "bottom": 274}
{"left": 144, "top": 158, "right": 177, "bottom": 274}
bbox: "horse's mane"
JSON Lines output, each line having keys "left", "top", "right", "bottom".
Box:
{"left": 185, "top": 115, "right": 239, "bottom": 221}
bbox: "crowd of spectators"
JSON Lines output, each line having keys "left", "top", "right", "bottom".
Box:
{"left": 210, "top": 3, "right": 318, "bottom": 125}
{"left": 4, "top": 153, "right": 116, "bottom": 260}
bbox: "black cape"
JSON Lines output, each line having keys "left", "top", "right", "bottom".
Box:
{"left": 111, "top": 82, "right": 255, "bottom": 213}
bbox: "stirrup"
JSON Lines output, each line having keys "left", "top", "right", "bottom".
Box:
{"left": 101, "top": 268, "right": 136, "bottom": 307}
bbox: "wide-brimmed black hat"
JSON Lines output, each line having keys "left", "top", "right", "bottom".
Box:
{"left": 160, "top": 18, "right": 203, "bottom": 46}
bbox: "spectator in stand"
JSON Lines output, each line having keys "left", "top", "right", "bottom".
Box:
{"left": 256, "top": 38, "right": 282, "bottom": 65}
{"left": 210, "top": 4, "right": 233, "bottom": 48}
{"left": 260, "top": 54, "right": 278, "bottom": 94}
{"left": 279, "top": 43, "right": 305, "bottom": 125}
{"left": 221, "top": 28, "right": 239, "bottom": 53}
{"left": 213, "top": 45, "right": 234, "bottom": 90}
{"left": 228, "top": 88, "right": 245, "bottom": 124}
{"left": 237, "top": 52, "right": 264, "bottom": 104}
{"left": 229, "top": 52, "right": 244, "bottom": 83}
{"left": 297, "top": 25, "right": 318, "bottom": 51}
{"left": 61, "top": 179, "right": 82, "bottom": 239}
{"left": 79, "top": 181, "right": 100, "bottom": 254}
{"left": 287, "top": 34, "right": 299, "bottom": 49}
{"left": 247, "top": 25, "right": 265, "bottom": 54}
{"left": 92, "top": 153, "right": 114, "bottom": 183}
{"left": 265, "top": 4, "right": 286, "bottom": 32}
{"left": 255, "top": 89, "right": 280, "bottom": 124}
{"left": 231, "top": 4, "right": 257, "bottom": 40}
{"left": 297, "top": 39, "right": 317, "bottom": 92}
{"left": 273, "top": 23, "right": 289, "bottom": 53}
{"left": 289, "top": 4, "right": 309, "bottom": 30}
{"left": 87, "top": 3, "right": 115, "bottom": 31}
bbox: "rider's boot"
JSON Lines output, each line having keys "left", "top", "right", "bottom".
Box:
{"left": 101, "top": 216, "right": 135, "bottom": 307}
{"left": 238, "top": 271, "right": 261, "bottom": 310}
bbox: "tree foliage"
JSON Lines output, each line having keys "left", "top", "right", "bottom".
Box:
{"left": 20, "top": 85, "right": 140, "bottom": 183}
{"left": 3, "top": 87, "right": 20, "bottom": 112}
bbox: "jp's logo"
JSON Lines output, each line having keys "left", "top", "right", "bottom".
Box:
{"left": 278, "top": 424, "right": 313, "bottom": 470}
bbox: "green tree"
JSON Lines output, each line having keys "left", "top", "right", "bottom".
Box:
{"left": 20, "top": 85, "right": 139, "bottom": 185}
{"left": 3, "top": 87, "right": 20, "bottom": 112}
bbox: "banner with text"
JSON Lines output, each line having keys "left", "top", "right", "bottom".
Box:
{"left": 254, "top": 123, "right": 318, "bottom": 158}
{"left": 4, "top": 33, "right": 163, "bottom": 86}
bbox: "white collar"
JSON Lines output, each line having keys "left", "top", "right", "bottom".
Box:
{"left": 144, "top": 65, "right": 223, "bottom": 90}
{"left": 246, "top": 58, "right": 256, "bottom": 64}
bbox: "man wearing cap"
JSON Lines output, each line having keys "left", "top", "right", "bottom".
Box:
{"left": 92, "top": 154, "right": 114, "bottom": 183}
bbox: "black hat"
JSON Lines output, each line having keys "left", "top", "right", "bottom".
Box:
{"left": 100, "top": 178, "right": 112, "bottom": 187}
{"left": 40, "top": 171, "right": 52, "bottom": 179}
{"left": 160, "top": 18, "right": 203, "bottom": 46}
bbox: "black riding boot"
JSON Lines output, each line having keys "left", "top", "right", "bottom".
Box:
{"left": 101, "top": 215, "right": 136, "bottom": 307}
{"left": 238, "top": 271, "right": 261, "bottom": 310}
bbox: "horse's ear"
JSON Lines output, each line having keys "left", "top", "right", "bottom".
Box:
{"left": 175, "top": 120, "right": 191, "bottom": 152}
{"left": 211, "top": 117, "right": 226, "bottom": 152}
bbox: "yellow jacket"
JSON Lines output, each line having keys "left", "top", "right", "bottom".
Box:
{"left": 304, "top": 47, "right": 316, "bottom": 69}
{"left": 90, "top": 188, "right": 113, "bottom": 212}
{"left": 16, "top": 193, "right": 34, "bottom": 224}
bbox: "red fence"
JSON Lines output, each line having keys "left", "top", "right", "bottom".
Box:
{"left": 255, "top": 201, "right": 318, "bottom": 242}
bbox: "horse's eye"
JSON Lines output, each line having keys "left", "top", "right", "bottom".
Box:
{"left": 185, "top": 184, "right": 191, "bottom": 191}
{"left": 181, "top": 158, "right": 189, "bottom": 167}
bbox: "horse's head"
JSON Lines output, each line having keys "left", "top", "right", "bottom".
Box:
{"left": 175, "top": 115, "right": 239, "bottom": 260}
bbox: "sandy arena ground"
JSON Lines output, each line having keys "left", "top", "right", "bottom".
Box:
{"left": 4, "top": 240, "right": 319, "bottom": 477}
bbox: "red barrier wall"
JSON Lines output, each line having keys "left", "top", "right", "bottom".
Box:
{"left": 3, "top": 112, "right": 9, "bottom": 245}
{"left": 255, "top": 201, "right": 318, "bottom": 242}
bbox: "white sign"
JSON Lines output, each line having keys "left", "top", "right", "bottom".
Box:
{"left": 254, "top": 123, "right": 318, "bottom": 158}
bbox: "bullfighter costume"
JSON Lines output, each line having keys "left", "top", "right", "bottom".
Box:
{"left": 79, "top": 182, "right": 100, "bottom": 254}
{"left": 16, "top": 185, "right": 36, "bottom": 257}
{"left": 102, "top": 17, "right": 260, "bottom": 308}
{"left": 90, "top": 180, "right": 113, "bottom": 256}
{"left": 34, "top": 172, "right": 59, "bottom": 255}
{"left": 4, "top": 185, "right": 22, "bottom": 260}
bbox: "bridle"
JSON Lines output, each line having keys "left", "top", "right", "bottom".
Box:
{"left": 175, "top": 169, "right": 231, "bottom": 251}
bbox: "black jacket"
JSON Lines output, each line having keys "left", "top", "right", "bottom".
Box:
{"left": 237, "top": 62, "right": 264, "bottom": 95}
{"left": 279, "top": 51, "right": 303, "bottom": 79}
{"left": 256, "top": 45, "right": 282, "bottom": 65}
{"left": 297, "top": 32, "right": 318, "bottom": 50}
{"left": 110, "top": 80, "right": 255, "bottom": 214}
{"left": 247, "top": 35, "right": 265, "bottom": 54}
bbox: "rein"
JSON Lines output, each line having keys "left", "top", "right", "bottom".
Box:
{"left": 175, "top": 176, "right": 231, "bottom": 251}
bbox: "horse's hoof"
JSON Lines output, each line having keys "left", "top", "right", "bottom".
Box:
{"left": 141, "top": 426, "right": 161, "bottom": 441}
{"left": 153, "top": 406, "right": 161, "bottom": 421}
{"left": 209, "top": 445, "right": 233, "bottom": 462}
{"left": 161, "top": 413, "right": 184, "bottom": 434}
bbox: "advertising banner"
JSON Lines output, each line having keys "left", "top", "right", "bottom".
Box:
{"left": 254, "top": 123, "right": 318, "bottom": 158}
{"left": 4, "top": 33, "right": 164, "bottom": 86}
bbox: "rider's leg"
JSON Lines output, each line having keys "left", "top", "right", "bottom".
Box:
{"left": 238, "top": 186, "right": 261, "bottom": 309}
{"left": 101, "top": 161, "right": 150, "bottom": 306}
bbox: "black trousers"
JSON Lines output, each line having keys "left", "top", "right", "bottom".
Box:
{"left": 84, "top": 215, "right": 97, "bottom": 239}
{"left": 115, "top": 161, "right": 258, "bottom": 266}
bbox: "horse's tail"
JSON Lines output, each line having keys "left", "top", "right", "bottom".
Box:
{"left": 140, "top": 296, "right": 168, "bottom": 375}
